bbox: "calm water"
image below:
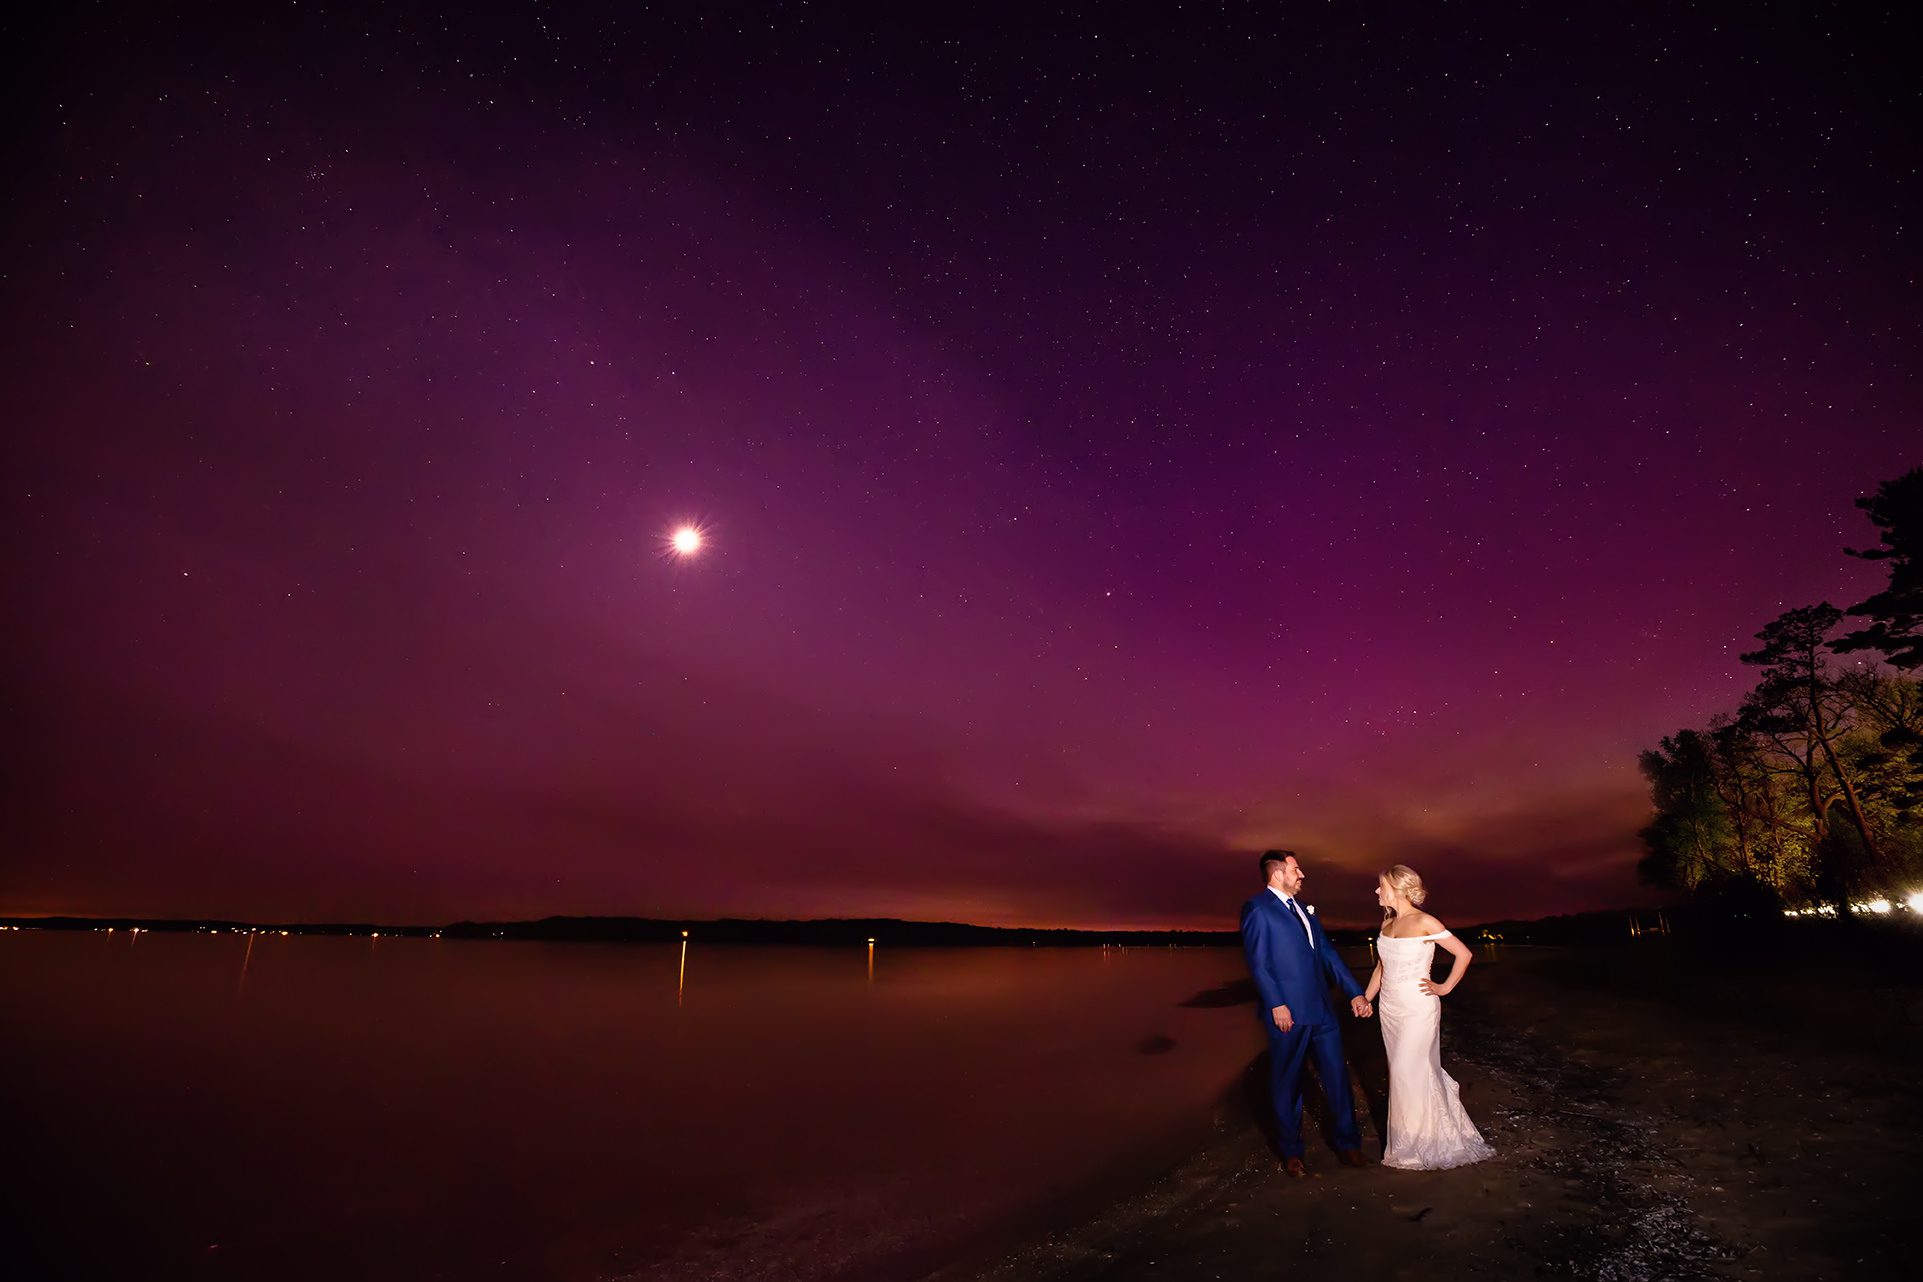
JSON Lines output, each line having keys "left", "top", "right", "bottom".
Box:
{"left": 1, "top": 930, "right": 1263, "bottom": 1280}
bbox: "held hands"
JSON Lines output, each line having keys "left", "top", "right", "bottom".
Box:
{"left": 1273, "top": 999, "right": 1376, "bottom": 1029}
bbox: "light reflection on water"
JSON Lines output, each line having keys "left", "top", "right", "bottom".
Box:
{"left": 1, "top": 930, "right": 1262, "bottom": 1280}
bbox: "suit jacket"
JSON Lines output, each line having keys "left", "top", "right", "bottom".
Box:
{"left": 1240, "top": 891, "right": 1365, "bottom": 1027}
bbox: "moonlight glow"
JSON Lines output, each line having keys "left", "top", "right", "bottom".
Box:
{"left": 671, "top": 526, "right": 703, "bottom": 556}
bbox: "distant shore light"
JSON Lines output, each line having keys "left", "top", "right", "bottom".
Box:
{"left": 671, "top": 526, "right": 702, "bottom": 555}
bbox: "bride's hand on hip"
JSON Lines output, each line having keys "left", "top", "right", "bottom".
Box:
{"left": 1417, "top": 978, "right": 1450, "bottom": 997}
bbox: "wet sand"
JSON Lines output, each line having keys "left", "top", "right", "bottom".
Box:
{"left": 950, "top": 925, "right": 1922, "bottom": 1281}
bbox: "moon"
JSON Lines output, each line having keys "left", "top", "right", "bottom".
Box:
{"left": 671, "top": 525, "right": 703, "bottom": 555}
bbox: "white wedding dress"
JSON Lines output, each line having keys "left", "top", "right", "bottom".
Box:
{"left": 1376, "top": 931, "right": 1495, "bottom": 1170}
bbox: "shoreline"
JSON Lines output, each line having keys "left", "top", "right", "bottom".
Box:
{"left": 0, "top": 904, "right": 1721, "bottom": 949}
{"left": 948, "top": 929, "right": 1921, "bottom": 1281}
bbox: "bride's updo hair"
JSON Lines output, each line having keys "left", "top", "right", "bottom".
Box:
{"left": 1380, "top": 864, "right": 1427, "bottom": 910}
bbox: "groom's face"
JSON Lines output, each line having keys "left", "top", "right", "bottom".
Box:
{"left": 1277, "top": 857, "right": 1305, "bottom": 897}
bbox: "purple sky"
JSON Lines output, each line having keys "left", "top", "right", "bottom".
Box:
{"left": 5, "top": 5, "right": 1918, "bottom": 928}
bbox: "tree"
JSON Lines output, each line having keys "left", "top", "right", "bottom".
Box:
{"left": 1836, "top": 667, "right": 1923, "bottom": 822}
{"left": 1636, "top": 730, "right": 1737, "bottom": 892}
{"left": 1834, "top": 667, "right": 1923, "bottom": 889}
{"left": 1741, "top": 605, "right": 1883, "bottom": 905}
{"left": 1703, "top": 717, "right": 1810, "bottom": 899}
{"left": 1834, "top": 466, "right": 1923, "bottom": 669}
{"left": 1635, "top": 474, "right": 1923, "bottom": 913}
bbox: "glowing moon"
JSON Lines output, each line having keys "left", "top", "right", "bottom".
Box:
{"left": 671, "top": 526, "right": 703, "bottom": 555}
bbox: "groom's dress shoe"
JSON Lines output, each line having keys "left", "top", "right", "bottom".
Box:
{"left": 1339, "top": 1149, "right": 1369, "bottom": 1168}
{"left": 1284, "top": 1157, "right": 1308, "bottom": 1178}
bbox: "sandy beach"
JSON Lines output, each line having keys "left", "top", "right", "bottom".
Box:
{"left": 950, "top": 924, "right": 1922, "bottom": 1282}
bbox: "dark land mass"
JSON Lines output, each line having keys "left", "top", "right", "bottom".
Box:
{"left": 0, "top": 904, "right": 1702, "bottom": 948}
{"left": 0, "top": 912, "right": 1231, "bottom": 946}
{"left": 443, "top": 915, "right": 1241, "bottom": 947}
{"left": 0, "top": 915, "right": 440, "bottom": 937}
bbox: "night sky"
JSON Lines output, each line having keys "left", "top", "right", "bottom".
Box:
{"left": 5, "top": 4, "right": 1918, "bottom": 929}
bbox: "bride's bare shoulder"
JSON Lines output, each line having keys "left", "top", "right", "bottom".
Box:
{"left": 1384, "top": 911, "right": 1443, "bottom": 938}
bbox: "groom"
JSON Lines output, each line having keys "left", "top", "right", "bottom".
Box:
{"left": 1240, "top": 849, "right": 1372, "bottom": 1176}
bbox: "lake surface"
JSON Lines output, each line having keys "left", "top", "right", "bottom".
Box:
{"left": 1, "top": 930, "right": 1266, "bottom": 1280}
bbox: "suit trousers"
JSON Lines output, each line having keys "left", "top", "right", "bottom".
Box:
{"left": 1266, "top": 1015, "right": 1361, "bottom": 1157}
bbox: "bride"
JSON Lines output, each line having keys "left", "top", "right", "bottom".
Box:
{"left": 1363, "top": 864, "right": 1495, "bottom": 1170}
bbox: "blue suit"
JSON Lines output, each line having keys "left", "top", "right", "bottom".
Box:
{"left": 1240, "top": 890, "right": 1366, "bottom": 1157}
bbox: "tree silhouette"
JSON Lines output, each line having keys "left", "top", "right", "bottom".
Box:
{"left": 1834, "top": 466, "right": 1923, "bottom": 669}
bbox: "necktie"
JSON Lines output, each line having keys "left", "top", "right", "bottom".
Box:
{"left": 1282, "top": 897, "right": 1312, "bottom": 942}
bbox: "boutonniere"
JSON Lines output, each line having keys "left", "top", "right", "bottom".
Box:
{"left": 1306, "top": 904, "right": 1317, "bottom": 915}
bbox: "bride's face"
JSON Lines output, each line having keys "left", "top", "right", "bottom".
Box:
{"left": 1375, "top": 877, "right": 1394, "bottom": 910}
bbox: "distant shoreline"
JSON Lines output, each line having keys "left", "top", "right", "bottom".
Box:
{"left": 0, "top": 913, "right": 1240, "bottom": 947}
{"left": 0, "top": 905, "right": 1709, "bottom": 947}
